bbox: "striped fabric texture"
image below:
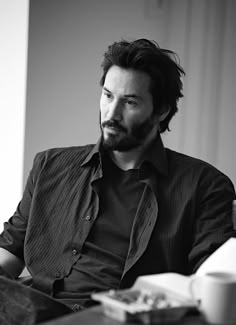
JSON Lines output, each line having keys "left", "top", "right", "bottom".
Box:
{"left": 0, "top": 136, "right": 235, "bottom": 296}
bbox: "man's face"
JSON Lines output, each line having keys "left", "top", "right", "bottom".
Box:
{"left": 100, "top": 65, "right": 158, "bottom": 151}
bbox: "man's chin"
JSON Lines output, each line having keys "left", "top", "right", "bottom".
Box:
{"left": 102, "top": 137, "right": 120, "bottom": 151}
{"left": 101, "top": 135, "right": 141, "bottom": 152}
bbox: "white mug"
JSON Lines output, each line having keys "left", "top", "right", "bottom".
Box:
{"left": 190, "top": 272, "right": 236, "bottom": 324}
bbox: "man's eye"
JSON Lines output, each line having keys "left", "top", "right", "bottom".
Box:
{"left": 126, "top": 100, "right": 137, "bottom": 106}
{"left": 104, "top": 92, "right": 112, "bottom": 99}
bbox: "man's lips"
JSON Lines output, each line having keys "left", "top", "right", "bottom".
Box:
{"left": 104, "top": 125, "right": 121, "bottom": 133}
{"left": 102, "top": 121, "right": 126, "bottom": 133}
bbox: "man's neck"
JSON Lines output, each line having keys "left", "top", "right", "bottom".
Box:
{"left": 109, "top": 150, "right": 142, "bottom": 171}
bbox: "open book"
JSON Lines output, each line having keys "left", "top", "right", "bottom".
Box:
{"left": 132, "top": 238, "right": 236, "bottom": 301}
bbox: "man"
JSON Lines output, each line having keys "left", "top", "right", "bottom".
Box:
{"left": 0, "top": 39, "right": 235, "bottom": 318}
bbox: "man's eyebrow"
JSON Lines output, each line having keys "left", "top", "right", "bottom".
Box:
{"left": 103, "top": 86, "right": 142, "bottom": 100}
{"left": 123, "top": 94, "right": 142, "bottom": 100}
{"left": 103, "top": 87, "right": 112, "bottom": 93}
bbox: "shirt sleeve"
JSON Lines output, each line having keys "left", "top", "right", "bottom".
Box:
{"left": 0, "top": 152, "right": 45, "bottom": 261}
{"left": 189, "top": 166, "right": 236, "bottom": 273}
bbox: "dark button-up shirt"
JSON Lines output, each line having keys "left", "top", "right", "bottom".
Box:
{"left": 0, "top": 136, "right": 235, "bottom": 297}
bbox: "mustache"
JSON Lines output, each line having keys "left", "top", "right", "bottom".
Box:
{"left": 102, "top": 120, "right": 126, "bottom": 132}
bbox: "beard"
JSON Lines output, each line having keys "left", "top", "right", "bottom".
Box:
{"left": 100, "top": 114, "right": 157, "bottom": 151}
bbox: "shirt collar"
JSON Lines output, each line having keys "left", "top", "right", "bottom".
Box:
{"left": 141, "top": 134, "right": 168, "bottom": 176}
{"left": 81, "top": 134, "right": 168, "bottom": 176}
{"left": 80, "top": 137, "right": 103, "bottom": 167}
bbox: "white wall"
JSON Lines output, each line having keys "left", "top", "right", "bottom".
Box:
{"left": 0, "top": 0, "right": 29, "bottom": 228}
{"left": 163, "top": 0, "right": 236, "bottom": 186}
{"left": 24, "top": 0, "right": 167, "bottom": 182}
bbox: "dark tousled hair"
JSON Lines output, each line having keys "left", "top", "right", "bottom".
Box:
{"left": 100, "top": 39, "right": 185, "bottom": 133}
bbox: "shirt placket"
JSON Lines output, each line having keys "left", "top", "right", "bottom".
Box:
{"left": 71, "top": 162, "right": 103, "bottom": 248}
{"left": 53, "top": 161, "right": 103, "bottom": 288}
{"left": 121, "top": 182, "right": 158, "bottom": 279}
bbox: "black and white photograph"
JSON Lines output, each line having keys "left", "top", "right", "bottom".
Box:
{"left": 0, "top": 1, "right": 236, "bottom": 324}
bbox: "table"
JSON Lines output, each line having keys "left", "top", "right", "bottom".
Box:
{"left": 41, "top": 306, "right": 204, "bottom": 325}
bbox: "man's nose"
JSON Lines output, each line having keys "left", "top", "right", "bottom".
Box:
{"left": 106, "top": 100, "right": 122, "bottom": 120}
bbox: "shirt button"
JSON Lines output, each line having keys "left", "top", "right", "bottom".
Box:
{"left": 85, "top": 215, "right": 91, "bottom": 221}
{"left": 72, "top": 249, "right": 77, "bottom": 255}
{"left": 55, "top": 272, "right": 61, "bottom": 278}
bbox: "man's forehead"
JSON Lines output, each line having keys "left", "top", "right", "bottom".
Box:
{"left": 104, "top": 65, "right": 151, "bottom": 96}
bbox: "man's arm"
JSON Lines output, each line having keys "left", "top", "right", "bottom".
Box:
{"left": 0, "top": 247, "right": 25, "bottom": 278}
{"left": 0, "top": 153, "right": 45, "bottom": 279}
{"left": 189, "top": 167, "right": 236, "bottom": 273}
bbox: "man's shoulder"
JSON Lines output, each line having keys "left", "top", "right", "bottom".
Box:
{"left": 34, "top": 143, "right": 96, "bottom": 167}
{"left": 44, "top": 144, "right": 95, "bottom": 157}
{"left": 166, "top": 148, "right": 230, "bottom": 181}
{"left": 166, "top": 148, "right": 210, "bottom": 167}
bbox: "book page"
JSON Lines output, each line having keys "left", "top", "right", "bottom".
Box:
{"left": 196, "top": 237, "right": 236, "bottom": 275}
{"left": 133, "top": 273, "right": 193, "bottom": 301}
